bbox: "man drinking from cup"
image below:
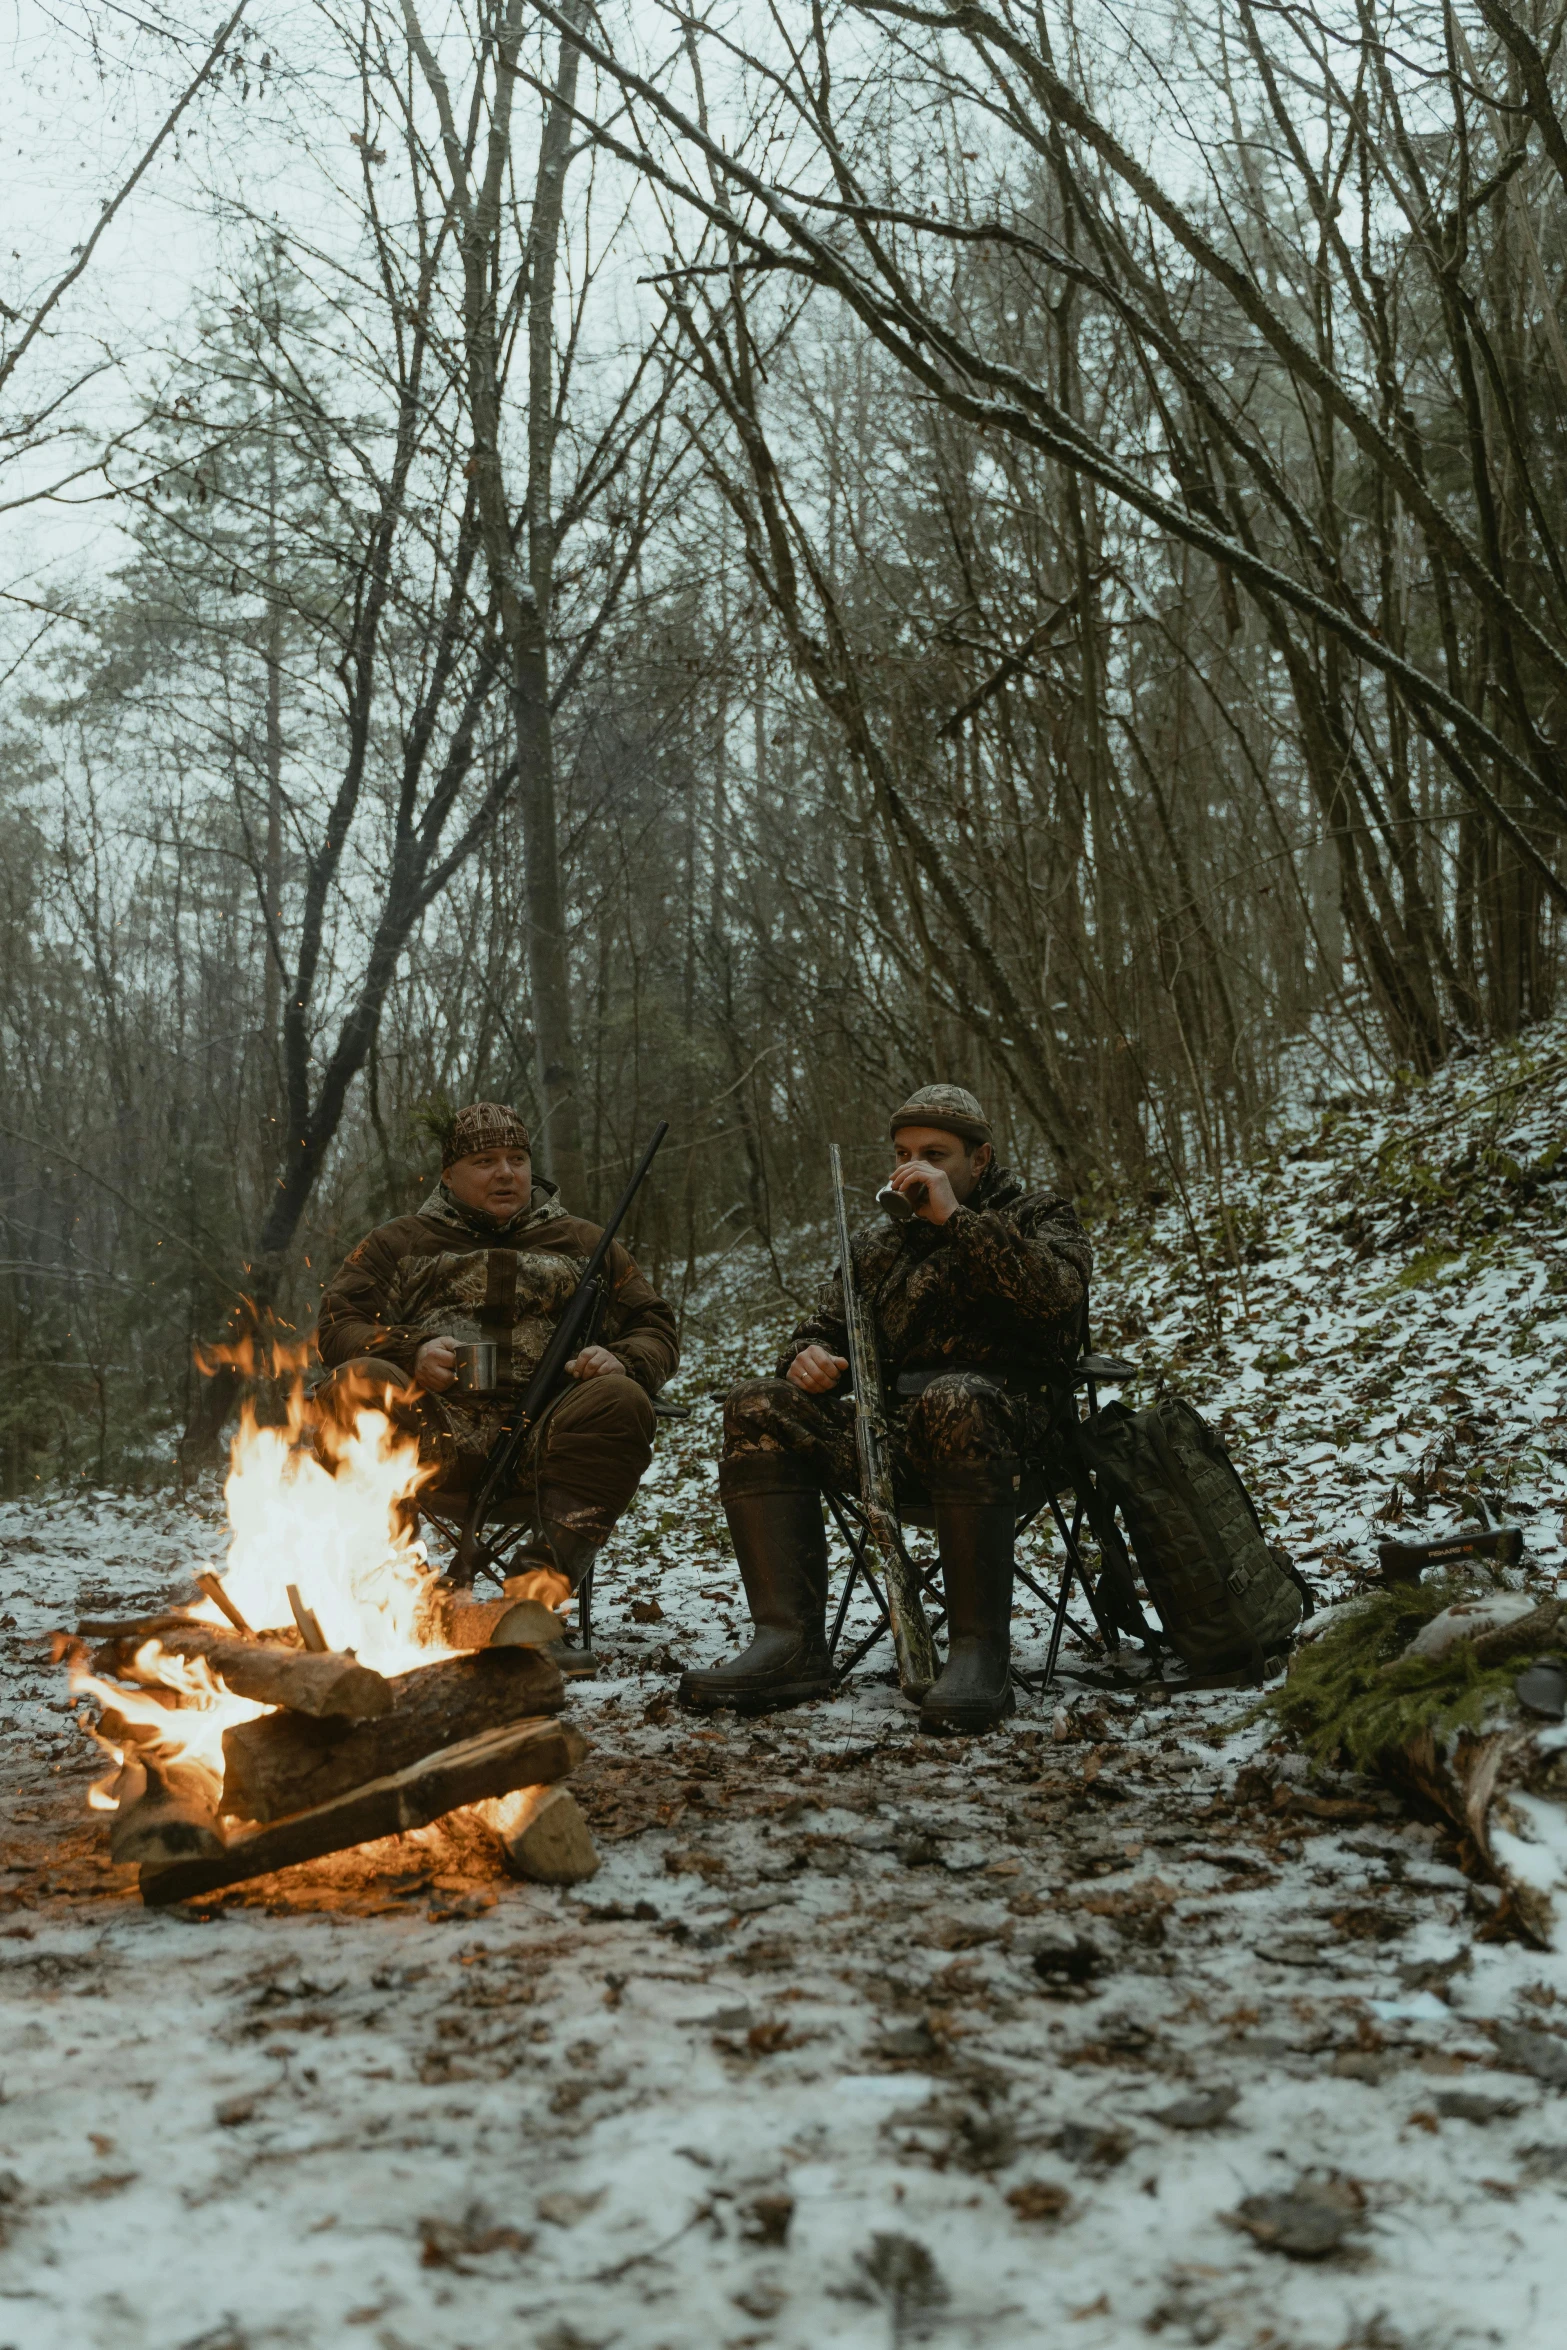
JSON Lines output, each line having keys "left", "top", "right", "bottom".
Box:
{"left": 680, "top": 1085, "right": 1090, "bottom": 1733}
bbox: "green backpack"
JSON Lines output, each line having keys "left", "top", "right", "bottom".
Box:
{"left": 1075, "top": 1395, "right": 1307, "bottom": 1674}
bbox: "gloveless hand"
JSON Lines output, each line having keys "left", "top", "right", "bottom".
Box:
{"left": 788, "top": 1343, "right": 848, "bottom": 1393}
{"left": 885, "top": 1157, "right": 958, "bottom": 1225}
{"left": 414, "top": 1336, "right": 458, "bottom": 1391}
{"left": 567, "top": 1345, "right": 625, "bottom": 1380}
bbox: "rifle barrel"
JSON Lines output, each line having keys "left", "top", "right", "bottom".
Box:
{"left": 457, "top": 1121, "right": 670, "bottom": 1577}
{"left": 829, "top": 1145, "right": 938, "bottom": 1696}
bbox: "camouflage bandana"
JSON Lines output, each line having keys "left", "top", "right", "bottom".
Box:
{"left": 888, "top": 1082, "right": 992, "bottom": 1149}
{"left": 442, "top": 1101, "right": 531, "bottom": 1170}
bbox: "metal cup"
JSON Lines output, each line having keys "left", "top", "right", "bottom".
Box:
{"left": 450, "top": 1340, "right": 498, "bottom": 1393}
{"left": 876, "top": 1179, "right": 927, "bottom": 1224}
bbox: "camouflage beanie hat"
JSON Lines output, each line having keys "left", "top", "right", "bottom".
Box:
{"left": 442, "top": 1102, "right": 531, "bottom": 1169}
{"left": 889, "top": 1083, "right": 992, "bottom": 1149}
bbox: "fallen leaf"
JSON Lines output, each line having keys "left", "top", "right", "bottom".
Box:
{"left": 1007, "top": 2180, "right": 1071, "bottom": 2222}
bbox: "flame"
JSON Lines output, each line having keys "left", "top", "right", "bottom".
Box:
{"left": 193, "top": 1317, "right": 315, "bottom": 1383}
{"left": 207, "top": 1380, "right": 443, "bottom": 1670}
{"left": 75, "top": 1372, "right": 457, "bottom": 1812}
{"left": 504, "top": 1567, "right": 571, "bottom": 1609}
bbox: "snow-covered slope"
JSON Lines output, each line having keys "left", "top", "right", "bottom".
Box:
{"left": 1090, "top": 1016, "right": 1567, "bottom": 1598}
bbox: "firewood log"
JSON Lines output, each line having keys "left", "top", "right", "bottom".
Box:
{"left": 418, "top": 1583, "right": 566, "bottom": 1652}
{"left": 107, "top": 1624, "right": 393, "bottom": 1721}
{"left": 79, "top": 1609, "right": 204, "bottom": 1644}
{"left": 109, "top": 1760, "right": 226, "bottom": 1866}
{"left": 220, "top": 1646, "right": 566, "bottom": 1824}
{"left": 488, "top": 1785, "right": 600, "bottom": 1885}
{"left": 140, "top": 1715, "right": 588, "bottom": 1906}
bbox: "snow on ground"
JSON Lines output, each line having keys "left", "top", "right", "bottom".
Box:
{"left": 2, "top": 1022, "right": 1566, "bottom": 2350}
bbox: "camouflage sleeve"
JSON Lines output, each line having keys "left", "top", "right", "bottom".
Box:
{"left": 602, "top": 1242, "right": 680, "bottom": 1394}
{"left": 316, "top": 1226, "right": 425, "bottom": 1373}
{"left": 941, "top": 1195, "right": 1091, "bottom": 1331}
{"left": 776, "top": 1261, "right": 849, "bottom": 1379}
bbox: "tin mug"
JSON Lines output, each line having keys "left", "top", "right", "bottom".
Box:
{"left": 450, "top": 1340, "right": 498, "bottom": 1393}
{"left": 876, "top": 1179, "right": 928, "bottom": 1224}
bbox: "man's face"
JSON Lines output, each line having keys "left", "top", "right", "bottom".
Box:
{"left": 892, "top": 1124, "right": 990, "bottom": 1202}
{"left": 445, "top": 1147, "right": 532, "bottom": 1220}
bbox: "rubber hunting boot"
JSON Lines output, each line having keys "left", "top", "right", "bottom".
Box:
{"left": 920, "top": 1476, "right": 1017, "bottom": 1735}
{"left": 680, "top": 1459, "right": 832, "bottom": 1712}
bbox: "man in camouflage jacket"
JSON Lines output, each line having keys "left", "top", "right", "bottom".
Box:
{"left": 682, "top": 1084, "right": 1090, "bottom": 1732}
{"left": 315, "top": 1104, "right": 677, "bottom": 1629}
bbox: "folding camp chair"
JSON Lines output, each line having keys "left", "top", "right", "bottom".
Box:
{"left": 413, "top": 1487, "right": 602, "bottom": 1656}
{"left": 822, "top": 1347, "right": 1142, "bottom": 1694}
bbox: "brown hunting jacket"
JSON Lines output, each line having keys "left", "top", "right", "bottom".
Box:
{"left": 782, "top": 1161, "right": 1091, "bottom": 1389}
{"left": 317, "top": 1181, "right": 679, "bottom": 1401}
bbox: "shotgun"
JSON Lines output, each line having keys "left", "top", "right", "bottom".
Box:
{"left": 829, "top": 1143, "right": 939, "bottom": 1698}
{"left": 453, "top": 1121, "right": 668, "bottom": 1583}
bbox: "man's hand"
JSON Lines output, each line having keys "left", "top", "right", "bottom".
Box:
{"left": 788, "top": 1344, "right": 849, "bottom": 1394}
{"left": 885, "top": 1156, "right": 958, "bottom": 1225}
{"left": 414, "top": 1336, "right": 458, "bottom": 1392}
{"left": 567, "top": 1345, "right": 625, "bottom": 1381}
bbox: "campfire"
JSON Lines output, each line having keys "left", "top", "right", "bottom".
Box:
{"left": 58, "top": 1369, "right": 596, "bottom": 1905}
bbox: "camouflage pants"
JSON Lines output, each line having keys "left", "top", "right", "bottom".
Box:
{"left": 721, "top": 1372, "right": 1049, "bottom": 1507}
{"left": 314, "top": 1358, "right": 655, "bottom": 1541}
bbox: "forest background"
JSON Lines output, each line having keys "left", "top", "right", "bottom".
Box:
{"left": 2, "top": 0, "right": 1563, "bottom": 1489}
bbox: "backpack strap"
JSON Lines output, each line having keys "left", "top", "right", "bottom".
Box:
{"left": 1062, "top": 1411, "right": 1160, "bottom": 1646}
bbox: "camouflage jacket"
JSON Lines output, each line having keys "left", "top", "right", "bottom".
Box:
{"left": 781, "top": 1162, "right": 1090, "bottom": 1389}
{"left": 317, "top": 1180, "right": 679, "bottom": 1399}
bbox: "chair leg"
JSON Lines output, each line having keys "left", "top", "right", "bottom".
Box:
{"left": 1043, "top": 1544, "right": 1076, "bottom": 1688}
{"left": 578, "top": 1560, "right": 593, "bottom": 1653}
{"left": 821, "top": 1496, "right": 951, "bottom": 1685}
{"left": 1040, "top": 1495, "right": 1116, "bottom": 1687}
{"left": 1016, "top": 1558, "right": 1096, "bottom": 1642}
{"left": 824, "top": 1495, "right": 871, "bottom": 1663}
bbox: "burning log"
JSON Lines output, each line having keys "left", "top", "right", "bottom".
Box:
{"left": 97, "top": 1623, "right": 393, "bottom": 1721}
{"left": 418, "top": 1582, "right": 567, "bottom": 1653}
{"left": 108, "top": 1759, "right": 226, "bottom": 1867}
{"left": 78, "top": 1610, "right": 204, "bottom": 1643}
{"left": 220, "top": 1646, "right": 566, "bottom": 1824}
{"left": 141, "top": 1713, "right": 587, "bottom": 1906}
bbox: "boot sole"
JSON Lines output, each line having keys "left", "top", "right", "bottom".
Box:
{"left": 919, "top": 1680, "right": 1017, "bottom": 1736}
{"left": 679, "top": 1674, "right": 833, "bottom": 1715}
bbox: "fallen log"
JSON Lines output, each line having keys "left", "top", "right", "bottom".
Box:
{"left": 1471, "top": 1598, "right": 1566, "bottom": 1668}
{"left": 220, "top": 1646, "right": 566, "bottom": 1823}
{"left": 105, "top": 1624, "right": 392, "bottom": 1721}
{"left": 141, "top": 1714, "right": 587, "bottom": 1906}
